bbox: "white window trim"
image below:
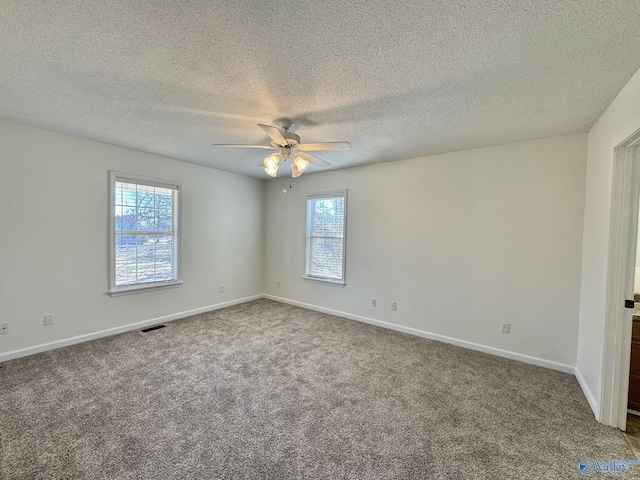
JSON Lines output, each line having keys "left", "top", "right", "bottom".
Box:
{"left": 303, "top": 189, "right": 347, "bottom": 287}
{"left": 108, "top": 171, "right": 182, "bottom": 296}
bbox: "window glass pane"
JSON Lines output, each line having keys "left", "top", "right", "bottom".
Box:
{"left": 136, "top": 207, "right": 155, "bottom": 231}
{"left": 115, "top": 235, "right": 175, "bottom": 286}
{"left": 307, "top": 237, "right": 344, "bottom": 279}
{"left": 119, "top": 183, "right": 137, "bottom": 206}
{"left": 117, "top": 206, "right": 136, "bottom": 231}
{"left": 112, "top": 175, "right": 179, "bottom": 290}
{"left": 115, "top": 235, "right": 144, "bottom": 285}
{"left": 136, "top": 185, "right": 155, "bottom": 209}
{"left": 308, "top": 198, "right": 344, "bottom": 237}
{"left": 155, "top": 190, "right": 173, "bottom": 231}
{"left": 305, "top": 192, "right": 346, "bottom": 282}
{"left": 114, "top": 206, "right": 124, "bottom": 230}
{"left": 115, "top": 233, "right": 146, "bottom": 247}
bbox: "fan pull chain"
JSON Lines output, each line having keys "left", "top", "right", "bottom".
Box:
{"left": 282, "top": 158, "right": 288, "bottom": 193}
{"left": 282, "top": 158, "right": 293, "bottom": 193}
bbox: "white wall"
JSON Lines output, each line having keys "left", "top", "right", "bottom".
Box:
{"left": 0, "top": 120, "right": 264, "bottom": 359}
{"left": 577, "top": 68, "right": 640, "bottom": 417}
{"left": 264, "top": 134, "right": 587, "bottom": 369}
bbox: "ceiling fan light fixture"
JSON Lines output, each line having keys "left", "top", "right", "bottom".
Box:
{"left": 293, "top": 156, "right": 310, "bottom": 173}
{"left": 264, "top": 153, "right": 280, "bottom": 170}
{"left": 265, "top": 164, "right": 279, "bottom": 177}
{"left": 213, "top": 120, "right": 347, "bottom": 178}
{"left": 280, "top": 148, "right": 292, "bottom": 159}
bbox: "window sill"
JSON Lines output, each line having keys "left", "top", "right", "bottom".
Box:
{"left": 302, "top": 276, "right": 346, "bottom": 287}
{"left": 109, "top": 280, "right": 183, "bottom": 297}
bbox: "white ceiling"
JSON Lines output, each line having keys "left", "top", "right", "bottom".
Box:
{"left": 2, "top": 1, "right": 640, "bottom": 178}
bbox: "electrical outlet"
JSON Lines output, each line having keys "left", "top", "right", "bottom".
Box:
{"left": 501, "top": 323, "right": 510, "bottom": 334}
{"left": 371, "top": 298, "right": 376, "bottom": 307}
{"left": 391, "top": 302, "right": 397, "bottom": 311}
{"left": 218, "top": 284, "right": 224, "bottom": 294}
{"left": 44, "top": 314, "right": 55, "bottom": 326}
{"left": 0, "top": 323, "right": 9, "bottom": 334}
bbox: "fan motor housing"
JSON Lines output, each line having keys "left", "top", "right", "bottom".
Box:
{"left": 272, "top": 131, "right": 300, "bottom": 148}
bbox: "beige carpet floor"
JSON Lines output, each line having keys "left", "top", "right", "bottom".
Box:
{"left": 1, "top": 299, "right": 638, "bottom": 479}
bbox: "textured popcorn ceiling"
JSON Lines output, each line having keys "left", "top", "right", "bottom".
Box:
{"left": 1, "top": 1, "right": 640, "bottom": 178}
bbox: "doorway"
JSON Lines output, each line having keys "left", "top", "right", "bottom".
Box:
{"left": 626, "top": 179, "right": 640, "bottom": 451}
{"left": 629, "top": 244, "right": 640, "bottom": 416}
{"left": 603, "top": 136, "right": 640, "bottom": 431}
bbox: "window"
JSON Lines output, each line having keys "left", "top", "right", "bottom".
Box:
{"left": 305, "top": 190, "right": 347, "bottom": 286}
{"left": 109, "top": 171, "right": 181, "bottom": 295}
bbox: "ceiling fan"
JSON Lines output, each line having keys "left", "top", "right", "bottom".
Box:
{"left": 213, "top": 118, "right": 351, "bottom": 178}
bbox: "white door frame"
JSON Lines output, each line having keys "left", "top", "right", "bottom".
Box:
{"left": 601, "top": 132, "right": 640, "bottom": 430}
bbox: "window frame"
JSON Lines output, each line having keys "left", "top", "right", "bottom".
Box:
{"left": 108, "top": 171, "right": 182, "bottom": 296}
{"left": 303, "top": 189, "right": 347, "bottom": 287}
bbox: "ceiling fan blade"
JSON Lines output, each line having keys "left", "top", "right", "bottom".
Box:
{"left": 212, "top": 144, "right": 277, "bottom": 150}
{"left": 296, "top": 150, "right": 331, "bottom": 168}
{"left": 298, "top": 141, "right": 351, "bottom": 151}
{"left": 258, "top": 124, "right": 286, "bottom": 144}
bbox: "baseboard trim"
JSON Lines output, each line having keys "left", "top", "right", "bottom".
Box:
{"left": 0, "top": 295, "right": 263, "bottom": 362}
{"left": 575, "top": 367, "right": 600, "bottom": 420}
{"left": 265, "top": 294, "right": 576, "bottom": 374}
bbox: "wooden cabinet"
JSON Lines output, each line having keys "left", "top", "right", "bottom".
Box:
{"left": 629, "top": 319, "right": 640, "bottom": 411}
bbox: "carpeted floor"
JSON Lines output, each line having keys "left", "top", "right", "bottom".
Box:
{"left": 2, "top": 299, "right": 638, "bottom": 479}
